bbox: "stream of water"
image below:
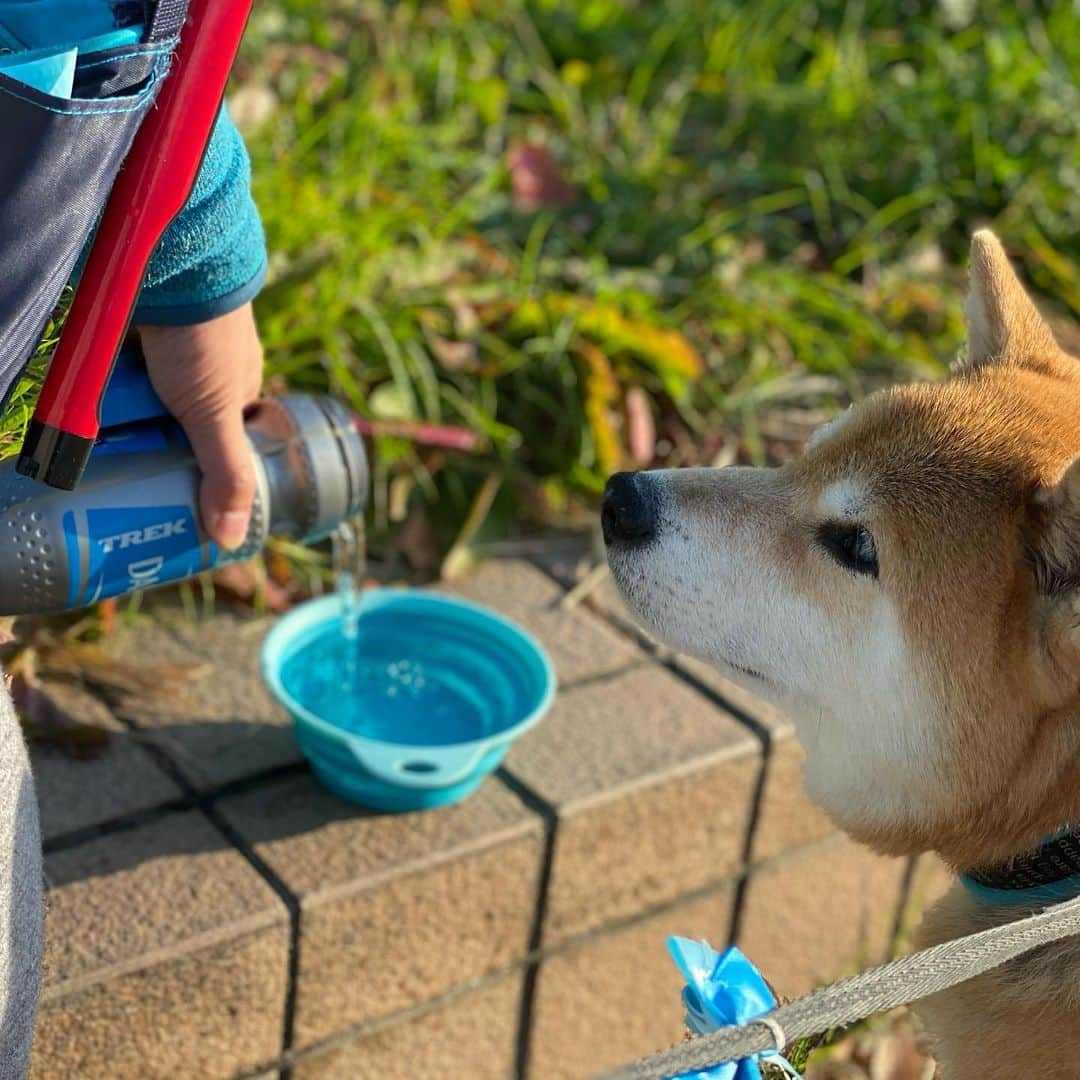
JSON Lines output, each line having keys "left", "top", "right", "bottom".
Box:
{"left": 331, "top": 517, "right": 366, "bottom": 692}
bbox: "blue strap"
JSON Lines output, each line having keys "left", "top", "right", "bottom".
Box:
{"left": 963, "top": 825, "right": 1080, "bottom": 907}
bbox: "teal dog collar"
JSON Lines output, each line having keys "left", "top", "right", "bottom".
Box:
{"left": 961, "top": 826, "right": 1080, "bottom": 907}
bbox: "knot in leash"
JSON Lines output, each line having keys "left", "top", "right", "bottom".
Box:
{"left": 603, "top": 894, "right": 1080, "bottom": 1080}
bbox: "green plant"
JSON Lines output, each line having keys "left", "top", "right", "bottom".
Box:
{"left": 9, "top": 1, "right": 1080, "bottom": 576}
{"left": 0, "top": 292, "right": 67, "bottom": 461}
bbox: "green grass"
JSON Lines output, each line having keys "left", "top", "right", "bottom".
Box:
{"left": 0, "top": 297, "right": 66, "bottom": 461}
{"left": 11, "top": 0, "right": 1080, "bottom": 571}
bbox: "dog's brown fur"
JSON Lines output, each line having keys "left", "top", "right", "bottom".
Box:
{"left": 605, "top": 231, "right": 1080, "bottom": 1077}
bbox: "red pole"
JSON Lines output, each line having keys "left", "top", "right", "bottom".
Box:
{"left": 18, "top": 0, "right": 254, "bottom": 489}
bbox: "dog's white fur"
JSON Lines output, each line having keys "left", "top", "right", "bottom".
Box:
{"left": 606, "top": 230, "right": 1080, "bottom": 1077}
{"left": 609, "top": 465, "right": 946, "bottom": 833}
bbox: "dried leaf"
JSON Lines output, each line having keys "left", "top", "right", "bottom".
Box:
{"left": 805, "top": 1011, "right": 934, "bottom": 1080}
{"left": 396, "top": 505, "right": 441, "bottom": 573}
{"left": 446, "top": 290, "right": 481, "bottom": 336}
{"left": 507, "top": 141, "right": 576, "bottom": 212}
{"left": 900, "top": 243, "right": 946, "bottom": 277}
{"left": 460, "top": 234, "right": 515, "bottom": 276}
{"left": 440, "top": 473, "right": 502, "bottom": 581}
{"left": 868, "top": 1032, "right": 928, "bottom": 1080}
{"left": 9, "top": 651, "right": 111, "bottom": 760}
{"left": 213, "top": 561, "right": 296, "bottom": 614}
{"left": 40, "top": 639, "right": 210, "bottom": 696}
{"left": 625, "top": 386, "right": 656, "bottom": 466}
{"left": 98, "top": 598, "right": 117, "bottom": 637}
{"left": 265, "top": 373, "right": 289, "bottom": 396}
{"left": 388, "top": 474, "right": 415, "bottom": 523}
{"left": 741, "top": 236, "right": 767, "bottom": 266}
{"left": 428, "top": 332, "right": 478, "bottom": 372}
{"left": 265, "top": 548, "right": 296, "bottom": 588}
{"left": 440, "top": 545, "right": 477, "bottom": 582}
{"left": 229, "top": 83, "right": 279, "bottom": 135}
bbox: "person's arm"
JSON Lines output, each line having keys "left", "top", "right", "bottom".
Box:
{"left": 136, "top": 104, "right": 267, "bottom": 550}
{"left": 134, "top": 104, "right": 267, "bottom": 326}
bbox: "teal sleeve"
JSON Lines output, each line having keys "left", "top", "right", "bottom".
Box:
{"left": 133, "top": 102, "right": 267, "bottom": 325}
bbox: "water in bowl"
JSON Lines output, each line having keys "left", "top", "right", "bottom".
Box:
{"left": 279, "top": 606, "right": 499, "bottom": 746}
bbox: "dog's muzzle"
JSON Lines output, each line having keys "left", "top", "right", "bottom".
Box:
{"left": 602, "top": 471, "right": 661, "bottom": 547}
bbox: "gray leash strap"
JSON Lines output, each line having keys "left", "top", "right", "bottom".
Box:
{"left": 603, "top": 893, "right": 1080, "bottom": 1079}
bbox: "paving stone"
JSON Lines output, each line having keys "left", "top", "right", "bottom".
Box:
{"left": 896, "top": 853, "right": 953, "bottom": 954}
{"left": 443, "top": 558, "right": 643, "bottom": 685}
{"left": 529, "top": 885, "right": 735, "bottom": 1080}
{"left": 217, "top": 772, "right": 544, "bottom": 1049}
{"left": 29, "top": 681, "right": 183, "bottom": 841}
{"left": 531, "top": 542, "right": 665, "bottom": 647}
{"left": 291, "top": 974, "right": 524, "bottom": 1080}
{"left": 505, "top": 664, "right": 759, "bottom": 945}
{"left": 32, "top": 810, "right": 289, "bottom": 1079}
{"left": 737, "top": 834, "right": 909, "bottom": 999}
{"left": 104, "top": 613, "right": 298, "bottom": 791}
{"left": 529, "top": 536, "right": 602, "bottom": 593}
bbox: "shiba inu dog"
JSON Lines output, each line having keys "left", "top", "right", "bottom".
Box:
{"left": 602, "top": 231, "right": 1080, "bottom": 1078}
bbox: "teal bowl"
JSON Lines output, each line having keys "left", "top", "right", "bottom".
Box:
{"left": 261, "top": 589, "right": 556, "bottom": 812}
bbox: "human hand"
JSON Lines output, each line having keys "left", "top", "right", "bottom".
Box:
{"left": 138, "top": 302, "right": 264, "bottom": 549}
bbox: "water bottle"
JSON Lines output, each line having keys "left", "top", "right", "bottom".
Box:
{"left": 0, "top": 351, "right": 368, "bottom": 614}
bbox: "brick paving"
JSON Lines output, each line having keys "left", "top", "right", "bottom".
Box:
{"left": 28, "top": 553, "right": 934, "bottom": 1078}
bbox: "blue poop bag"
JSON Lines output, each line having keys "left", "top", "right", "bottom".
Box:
{"left": 665, "top": 937, "right": 800, "bottom": 1080}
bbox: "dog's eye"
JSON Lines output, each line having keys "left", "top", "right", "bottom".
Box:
{"left": 818, "top": 522, "right": 879, "bottom": 579}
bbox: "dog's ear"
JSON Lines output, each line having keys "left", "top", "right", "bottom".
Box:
{"left": 965, "top": 230, "right": 1059, "bottom": 366}
{"left": 1033, "top": 456, "right": 1080, "bottom": 589}
{"left": 1031, "top": 458, "right": 1080, "bottom": 670}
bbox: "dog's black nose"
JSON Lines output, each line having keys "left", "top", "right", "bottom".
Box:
{"left": 602, "top": 471, "right": 659, "bottom": 545}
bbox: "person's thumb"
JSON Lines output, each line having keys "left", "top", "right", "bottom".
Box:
{"left": 179, "top": 402, "right": 256, "bottom": 550}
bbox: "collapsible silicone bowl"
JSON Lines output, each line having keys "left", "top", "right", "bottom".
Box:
{"left": 261, "top": 589, "right": 556, "bottom": 812}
